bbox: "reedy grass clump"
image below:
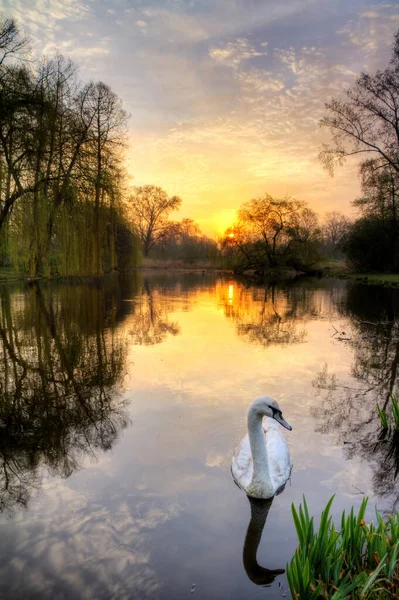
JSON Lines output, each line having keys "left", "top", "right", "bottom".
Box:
{"left": 287, "top": 496, "right": 399, "bottom": 599}
{"left": 377, "top": 395, "right": 399, "bottom": 431}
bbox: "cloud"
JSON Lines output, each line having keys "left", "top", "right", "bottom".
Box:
{"left": 0, "top": 0, "right": 93, "bottom": 61}
{"left": 360, "top": 11, "right": 381, "bottom": 18}
{"left": 337, "top": 4, "right": 399, "bottom": 58}
{"left": 209, "top": 38, "right": 267, "bottom": 68}
{"left": 237, "top": 69, "right": 285, "bottom": 93}
{"left": 42, "top": 38, "right": 110, "bottom": 59}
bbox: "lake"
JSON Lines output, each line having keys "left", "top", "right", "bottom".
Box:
{"left": 0, "top": 272, "right": 398, "bottom": 599}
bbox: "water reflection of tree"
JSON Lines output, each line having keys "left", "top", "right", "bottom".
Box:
{"left": 217, "top": 281, "right": 331, "bottom": 347}
{"left": 312, "top": 284, "right": 399, "bottom": 507}
{"left": 129, "top": 281, "right": 180, "bottom": 345}
{"left": 0, "top": 282, "right": 129, "bottom": 514}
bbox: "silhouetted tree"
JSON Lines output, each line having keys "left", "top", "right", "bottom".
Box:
{"left": 320, "top": 30, "right": 399, "bottom": 177}
{"left": 343, "top": 216, "right": 397, "bottom": 271}
{"left": 128, "top": 185, "right": 182, "bottom": 257}
{"left": 322, "top": 211, "right": 351, "bottom": 256}
{"left": 224, "top": 194, "right": 320, "bottom": 275}
{"left": 152, "top": 217, "right": 218, "bottom": 262}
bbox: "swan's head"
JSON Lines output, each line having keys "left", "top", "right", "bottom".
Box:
{"left": 252, "top": 396, "right": 292, "bottom": 431}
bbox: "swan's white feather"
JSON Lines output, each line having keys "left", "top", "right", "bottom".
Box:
{"left": 232, "top": 417, "right": 292, "bottom": 497}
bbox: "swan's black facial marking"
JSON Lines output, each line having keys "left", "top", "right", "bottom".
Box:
{"left": 267, "top": 405, "right": 292, "bottom": 431}
{"left": 268, "top": 406, "right": 282, "bottom": 419}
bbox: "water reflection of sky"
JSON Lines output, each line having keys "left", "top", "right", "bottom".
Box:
{"left": 0, "top": 275, "right": 399, "bottom": 598}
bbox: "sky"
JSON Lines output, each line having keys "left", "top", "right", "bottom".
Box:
{"left": 1, "top": 0, "right": 399, "bottom": 236}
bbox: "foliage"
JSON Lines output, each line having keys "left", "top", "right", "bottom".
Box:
{"left": 348, "top": 167, "right": 399, "bottom": 272}
{"left": 223, "top": 194, "right": 321, "bottom": 274}
{"left": 342, "top": 216, "right": 399, "bottom": 272}
{"left": 355, "top": 166, "right": 399, "bottom": 223}
{"left": 287, "top": 496, "right": 399, "bottom": 599}
{"left": 378, "top": 395, "right": 399, "bottom": 432}
{"left": 0, "top": 15, "right": 139, "bottom": 277}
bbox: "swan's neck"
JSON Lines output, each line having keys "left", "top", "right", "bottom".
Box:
{"left": 247, "top": 409, "right": 273, "bottom": 495}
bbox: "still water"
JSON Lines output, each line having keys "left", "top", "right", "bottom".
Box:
{"left": 0, "top": 272, "right": 398, "bottom": 599}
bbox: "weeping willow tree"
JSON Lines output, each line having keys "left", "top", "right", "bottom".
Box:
{"left": 8, "top": 185, "right": 140, "bottom": 277}
{"left": 0, "top": 16, "right": 140, "bottom": 277}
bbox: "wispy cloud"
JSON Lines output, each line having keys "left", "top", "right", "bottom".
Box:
{"left": 209, "top": 38, "right": 267, "bottom": 68}
{"left": 1, "top": 0, "right": 399, "bottom": 233}
{"left": 337, "top": 3, "right": 399, "bottom": 60}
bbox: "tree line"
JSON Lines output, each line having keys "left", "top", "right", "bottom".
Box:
{"left": 0, "top": 15, "right": 139, "bottom": 277}
{"left": 128, "top": 184, "right": 218, "bottom": 263}
{"left": 220, "top": 195, "right": 350, "bottom": 276}
{"left": 221, "top": 29, "right": 399, "bottom": 276}
{"left": 320, "top": 29, "right": 399, "bottom": 273}
{"left": 0, "top": 14, "right": 218, "bottom": 275}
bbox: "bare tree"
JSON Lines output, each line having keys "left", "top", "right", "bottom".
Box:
{"left": 322, "top": 211, "right": 351, "bottom": 254}
{"left": 78, "top": 81, "right": 128, "bottom": 275}
{"left": 0, "top": 15, "right": 28, "bottom": 66}
{"left": 320, "top": 30, "right": 399, "bottom": 177}
{"left": 128, "top": 185, "right": 182, "bottom": 256}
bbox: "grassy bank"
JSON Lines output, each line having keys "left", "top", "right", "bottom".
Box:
{"left": 317, "top": 259, "right": 399, "bottom": 287}
{"left": 0, "top": 267, "right": 30, "bottom": 282}
{"left": 0, "top": 268, "right": 134, "bottom": 284}
{"left": 325, "top": 269, "right": 399, "bottom": 287}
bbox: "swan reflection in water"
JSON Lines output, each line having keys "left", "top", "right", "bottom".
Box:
{"left": 242, "top": 496, "right": 285, "bottom": 586}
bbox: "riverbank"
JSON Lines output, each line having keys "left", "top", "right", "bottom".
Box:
{"left": 324, "top": 268, "right": 399, "bottom": 287}
{"left": 0, "top": 264, "right": 234, "bottom": 284}
{"left": 0, "top": 267, "right": 31, "bottom": 282}
{"left": 4, "top": 260, "right": 399, "bottom": 289}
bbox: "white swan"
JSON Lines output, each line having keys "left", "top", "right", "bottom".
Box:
{"left": 232, "top": 396, "right": 292, "bottom": 499}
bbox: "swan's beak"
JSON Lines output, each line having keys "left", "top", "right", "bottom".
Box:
{"left": 274, "top": 413, "right": 292, "bottom": 431}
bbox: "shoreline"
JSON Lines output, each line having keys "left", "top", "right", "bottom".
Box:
{"left": 2, "top": 265, "right": 399, "bottom": 288}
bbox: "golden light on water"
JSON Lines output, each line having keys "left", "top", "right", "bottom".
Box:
{"left": 228, "top": 284, "right": 234, "bottom": 305}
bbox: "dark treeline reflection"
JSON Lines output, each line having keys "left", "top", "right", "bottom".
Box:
{"left": 0, "top": 279, "right": 134, "bottom": 514}
{"left": 218, "top": 278, "right": 343, "bottom": 347}
{"left": 313, "top": 283, "right": 399, "bottom": 507}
